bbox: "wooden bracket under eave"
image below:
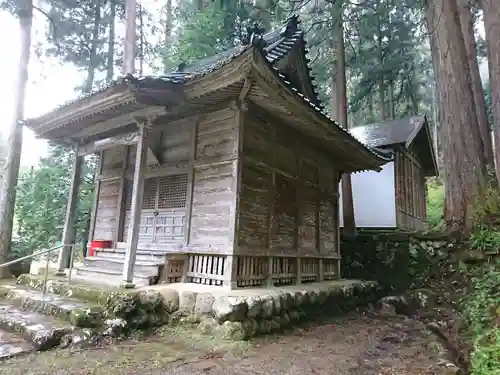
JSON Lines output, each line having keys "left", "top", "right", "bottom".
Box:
{"left": 230, "top": 78, "right": 252, "bottom": 112}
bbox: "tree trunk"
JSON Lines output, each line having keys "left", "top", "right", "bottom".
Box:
{"left": 333, "top": 1, "right": 356, "bottom": 234}
{"left": 106, "top": 0, "right": 116, "bottom": 82}
{"left": 367, "top": 94, "right": 374, "bottom": 121}
{"left": 425, "top": 0, "right": 486, "bottom": 235}
{"left": 388, "top": 80, "right": 395, "bottom": 120}
{"left": 139, "top": 2, "right": 144, "bottom": 75}
{"left": 123, "top": 0, "right": 137, "bottom": 74}
{"left": 0, "top": 1, "right": 33, "bottom": 277}
{"left": 478, "top": 0, "right": 500, "bottom": 179}
{"left": 426, "top": 6, "right": 442, "bottom": 165}
{"left": 163, "top": 0, "right": 173, "bottom": 74}
{"left": 457, "top": 0, "right": 494, "bottom": 168}
{"left": 84, "top": 0, "right": 102, "bottom": 93}
{"left": 379, "top": 78, "right": 386, "bottom": 120}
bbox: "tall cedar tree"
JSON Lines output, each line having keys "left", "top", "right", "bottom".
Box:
{"left": 478, "top": 0, "right": 500, "bottom": 180}
{"left": 457, "top": 0, "right": 493, "bottom": 167}
{"left": 425, "top": 0, "right": 486, "bottom": 234}
{"left": 332, "top": 1, "right": 356, "bottom": 233}
{"left": 0, "top": 0, "right": 33, "bottom": 276}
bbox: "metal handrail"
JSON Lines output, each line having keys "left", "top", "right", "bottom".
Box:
{"left": 0, "top": 244, "right": 64, "bottom": 269}
{"left": 0, "top": 243, "right": 76, "bottom": 300}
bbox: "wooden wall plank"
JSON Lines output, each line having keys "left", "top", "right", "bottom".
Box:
{"left": 238, "top": 110, "right": 340, "bottom": 257}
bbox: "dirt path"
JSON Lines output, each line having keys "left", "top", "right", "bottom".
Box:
{"left": 0, "top": 312, "right": 445, "bottom": 375}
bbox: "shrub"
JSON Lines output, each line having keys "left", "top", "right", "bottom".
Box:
{"left": 462, "top": 266, "right": 500, "bottom": 375}
{"left": 427, "top": 177, "right": 444, "bottom": 230}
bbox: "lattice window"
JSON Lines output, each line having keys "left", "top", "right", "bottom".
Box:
{"left": 125, "top": 181, "right": 133, "bottom": 210}
{"left": 142, "top": 179, "right": 157, "bottom": 210}
{"left": 158, "top": 174, "right": 188, "bottom": 209}
{"left": 125, "top": 174, "right": 188, "bottom": 211}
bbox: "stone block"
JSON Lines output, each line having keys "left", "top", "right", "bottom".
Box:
{"left": 212, "top": 296, "right": 248, "bottom": 323}
{"left": 179, "top": 291, "right": 197, "bottom": 313}
{"left": 194, "top": 293, "right": 215, "bottom": 316}
{"left": 217, "top": 321, "right": 246, "bottom": 341}
{"left": 157, "top": 288, "right": 179, "bottom": 313}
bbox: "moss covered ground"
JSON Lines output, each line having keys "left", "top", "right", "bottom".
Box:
{"left": 0, "top": 312, "right": 444, "bottom": 375}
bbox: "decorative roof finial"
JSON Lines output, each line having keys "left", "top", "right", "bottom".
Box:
{"left": 243, "top": 23, "right": 266, "bottom": 48}
{"left": 177, "top": 62, "right": 186, "bottom": 72}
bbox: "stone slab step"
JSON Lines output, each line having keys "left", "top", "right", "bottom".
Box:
{"left": 84, "top": 256, "right": 162, "bottom": 275}
{"left": 0, "top": 303, "right": 74, "bottom": 351}
{"left": 94, "top": 249, "right": 167, "bottom": 263}
{"left": 75, "top": 266, "right": 157, "bottom": 287}
{"left": 4, "top": 286, "right": 105, "bottom": 328}
{"left": 0, "top": 328, "right": 33, "bottom": 359}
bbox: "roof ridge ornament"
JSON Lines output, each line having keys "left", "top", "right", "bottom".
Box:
{"left": 279, "top": 14, "right": 300, "bottom": 37}
{"left": 243, "top": 23, "right": 266, "bottom": 49}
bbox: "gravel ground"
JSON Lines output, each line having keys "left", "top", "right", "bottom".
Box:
{"left": 0, "top": 312, "right": 446, "bottom": 375}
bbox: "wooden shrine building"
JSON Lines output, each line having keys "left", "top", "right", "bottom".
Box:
{"left": 26, "top": 17, "right": 389, "bottom": 288}
{"left": 340, "top": 116, "right": 438, "bottom": 231}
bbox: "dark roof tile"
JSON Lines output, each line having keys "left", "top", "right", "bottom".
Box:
{"left": 349, "top": 116, "right": 427, "bottom": 148}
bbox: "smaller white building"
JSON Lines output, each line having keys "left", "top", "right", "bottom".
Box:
{"left": 340, "top": 116, "right": 438, "bottom": 231}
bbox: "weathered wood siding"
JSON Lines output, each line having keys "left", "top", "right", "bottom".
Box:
{"left": 122, "top": 118, "right": 192, "bottom": 244}
{"left": 188, "top": 109, "right": 238, "bottom": 250}
{"left": 395, "top": 143, "right": 427, "bottom": 231}
{"left": 238, "top": 111, "right": 339, "bottom": 257}
{"left": 91, "top": 108, "right": 240, "bottom": 254}
{"left": 93, "top": 146, "right": 123, "bottom": 240}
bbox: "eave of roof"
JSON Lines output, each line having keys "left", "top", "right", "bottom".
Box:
{"left": 26, "top": 15, "right": 323, "bottom": 138}
{"left": 250, "top": 49, "right": 390, "bottom": 172}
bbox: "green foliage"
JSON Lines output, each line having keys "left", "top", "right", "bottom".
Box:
{"left": 13, "top": 144, "right": 96, "bottom": 259}
{"left": 426, "top": 177, "right": 444, "bottom": 229}
{"left": 471, "top": 173, "right": 500, "bottom": 231}
{"left": 461, "top": 266, "right": 500, "bottom": 375}
{"left": 469, "top": 230, "right": 500, "bottom": 253}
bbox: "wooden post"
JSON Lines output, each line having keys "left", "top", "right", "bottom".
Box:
{"left": 86, "top": 151, "right": 103, "bottom": 257}
{"left": 56, "top": 148, "right": 83, "bottom": 275}
{"left": 121, "top": 124, "right": 148, "bottom": 288}
{"left": 223, "top": 255, "right": 237, "bottom": 289}
{"left": 115, "top": 145, "right": 129, "bottom": 243}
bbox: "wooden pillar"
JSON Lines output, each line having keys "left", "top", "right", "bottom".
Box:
{"left": 86, "top": 151, "right": 103, "bottom": 257}
{"left": 115, "top": 145, "right": 129, "bottom": 243}
{"left": 223, "top": 255, "right": 237, "bottom": 289}
{"left": 121, "top": 124, "right": 148, "bottom": 288}
{"left": 56, "top": 148, "right": 83, "bottom": 275}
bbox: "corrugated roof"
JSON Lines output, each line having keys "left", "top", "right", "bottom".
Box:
{"left": 349, "top": 116, "right": 426, "bottom": 148}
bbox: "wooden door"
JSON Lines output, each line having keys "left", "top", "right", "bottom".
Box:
{"left": 123, "top": 174, "right": 189, "bottom": 244}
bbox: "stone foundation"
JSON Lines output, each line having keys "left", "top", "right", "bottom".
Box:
{"left": 146, "top": 280, "right": 382, "bottom": 340}
{"left": 16, "top": 275, "right": 168, "bottom": 332}
{"left": 15, "top": 275, "right": 382, "bottom": 341}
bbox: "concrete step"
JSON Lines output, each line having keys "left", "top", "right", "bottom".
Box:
{"left": 94, "top": 249, "right": 167, "bottom": 263}
{"left": 84, "top": 256, "right": 162, "bottom": 275}
{"left": 0, "top": 327, "right": 33, "bottom": 359}
{"left": 0, "top": 303, "right": 74, "bottom": 351}
{"left": 75, "top": 266, "right": 157, "bottom": 287}
{"left": 4, "top": 286, "right": 105, "bottom": 328}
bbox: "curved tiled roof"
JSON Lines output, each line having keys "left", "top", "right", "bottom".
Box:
{"left": 268, "top": 66, "right": 392, "bottom": 164}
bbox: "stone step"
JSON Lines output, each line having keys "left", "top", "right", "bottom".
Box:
{"left": 4, "top": 286, "right": 105, "bottom": 328}
{"left": 84, "top": 256, "right": 162, "bottom": 275}
{"left": 0, "top": 303, "right": 74, "bottom": 351}
{"left": 75, "top": 266, "right": 157, "bottom": 287}
{"left": 94, "top": 249, "right": 167, "bottom": 263}
{"left": 0, "top": 328, "right": 33, "bottom": 359}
